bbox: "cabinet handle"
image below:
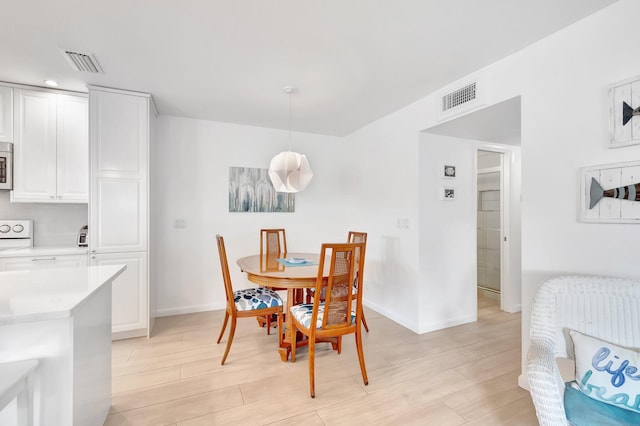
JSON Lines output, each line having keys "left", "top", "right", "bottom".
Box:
{"left": 91, "top": 249, "right": 96, "bottom": 253}
{"left": 32, "top": 257, "right": 56, "bottom": 261}
{"left": 91, "top": 255, "right": 96, "bottom": 259}
{"left": 49, "top": 196, "right": 55, "bottom": 199}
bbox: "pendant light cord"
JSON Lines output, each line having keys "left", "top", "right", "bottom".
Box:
{"left": 288, "top": 90, "right": 292, "bottom": 152}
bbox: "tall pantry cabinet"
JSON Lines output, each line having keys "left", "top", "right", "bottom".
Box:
{"left": 88, "top": 86, "right": 156, "bottom": 339}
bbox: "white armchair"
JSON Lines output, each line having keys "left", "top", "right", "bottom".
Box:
{"left": 526, "top": 275, "right": 640, "bottom": 426}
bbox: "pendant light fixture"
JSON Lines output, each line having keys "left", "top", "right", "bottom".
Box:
{"left": 268, "top": 87, "right": 313, "bottom": 193}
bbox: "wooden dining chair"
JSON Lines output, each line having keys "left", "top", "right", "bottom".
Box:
{"left": 348, "top": 231, "right": 370, "bottom": 333}
{"left": 260, "top": 228, "right": 287, "bottom": 257}
{"left": 290, "top": 242, "right": 368, "bottom": 398}
{"left": 257, "top": 228, "right": 288, "bottom": 334}
{"left": 306, "top": 231, "right": 370, "bottom": 332}
{"left": 216, "top": 234, "right": 283, "bottom": 365}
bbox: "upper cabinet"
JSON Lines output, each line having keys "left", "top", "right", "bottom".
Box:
{"left": 11, "top": 88, "right": 88, "bottom": 203}
{"left": 56, "top": 95, "right": 89, "bottom": 201}
{"left": 89, "top": 87, "right": 150, "bottom": 253}
{"left": 0, "top": 86, "right": 13, "bottom": 142}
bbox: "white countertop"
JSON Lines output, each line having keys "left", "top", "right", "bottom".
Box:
{"left": 0, "top": 264, "right": 126, "bottom": 325}
{"left": 0, "top": 246, "right": 89, "bottom": 258}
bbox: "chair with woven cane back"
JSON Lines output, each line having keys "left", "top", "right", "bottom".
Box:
{"left": 260, "top": 228, "right": 287, "bottom": 258}
{"left": 306, "top": 231, "right": 370, "bottom": 332}
{"left": 216, "top": 234, "right": 283, "bottom": 365}
{"left": 257, "top": 228, "right": 288, "bottom": 333}
{"left": 290, "top": 241, "right": 369, "bottom": 398}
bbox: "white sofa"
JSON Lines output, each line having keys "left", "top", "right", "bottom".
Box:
{"left": 526, "top": 275, "right": 640, "bottom": 426}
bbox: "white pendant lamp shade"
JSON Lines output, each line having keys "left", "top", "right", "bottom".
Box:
{"left": 268, "top": 86, "right": 313, "bottom": 193}
{"left": 268, "top": 150, "right": 313, "bottom": 193}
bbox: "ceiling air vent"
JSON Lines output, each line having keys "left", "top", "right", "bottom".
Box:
{"left": 436, "top": 73, "right": 486, "bottom": 121}
{"left": 442, "top": 82, "right": 476, "bottom": 112}
{"left": 61, "top": 50, "right": 104, "bottom": 73}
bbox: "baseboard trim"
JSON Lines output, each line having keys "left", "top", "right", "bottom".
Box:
{"left": 156, "top": 303, "right": 223, "bottom": 317}
{"left": 518, "top": 373, "right": 530, "bottom": 391}
{"left": 112, "top": 328, "right": 146, "bottom": 341}
{"left": 417, "top": 314, "right": 477, "bottom": 334}
{"left": 364, "top": 299, "right": 419, "bottom": 333}
{"left": 504, "top": 303, "right": 522, "bottom": 313}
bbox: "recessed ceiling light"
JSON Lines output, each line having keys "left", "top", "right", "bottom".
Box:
{"left": 44, "top": 80, "right": 58, "bottom": 87}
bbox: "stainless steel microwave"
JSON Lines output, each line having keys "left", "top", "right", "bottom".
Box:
{"left": 0, "top": 142, "right": 13, "bottom": 190}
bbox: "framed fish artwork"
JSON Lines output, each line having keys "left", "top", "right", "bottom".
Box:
{"left": 609, "top": 75, "right": 640, "bottom": 148}
{"left": 580, "top": 161, "right": 640, "bottom": 223}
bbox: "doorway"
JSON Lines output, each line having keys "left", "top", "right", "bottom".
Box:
{"left": 477, "top": 150, "right": 504, "bottom": 307}
{"left": 423, "top": 96, "right": 522, "bottom": 316}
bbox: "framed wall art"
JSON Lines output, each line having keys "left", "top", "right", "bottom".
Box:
{"left": 609, "top": 75, "right": 640, "bottom": 148}
{"left": 440, "top": 186, "right": 456, "bottom": 201}
{"left": 443, "top": 164, "right": 456, "bottom": 178}
{"left": 580, "top": 160, "right": 640, "bottom": 223}
{"left": 229, "top": 167, "right": 295, "bottom": 213}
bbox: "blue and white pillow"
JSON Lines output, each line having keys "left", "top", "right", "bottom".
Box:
{"left": 570, "top": 330, "right": 640, "bottom": 414}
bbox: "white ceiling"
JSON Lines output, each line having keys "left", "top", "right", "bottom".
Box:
{"left": 1, "top": 0, "right": 617, "bottom": 136}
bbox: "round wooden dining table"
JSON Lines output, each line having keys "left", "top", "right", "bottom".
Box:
{"left": 236, "top": 252, "right": 331, "bottom": 361}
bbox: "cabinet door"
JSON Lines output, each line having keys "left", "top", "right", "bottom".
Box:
{"left": 57, "top": 94, "right": 88, "bottom": 202}
{"left": 89, "top": 252, "right": 148, "bottom": 337}
{"left": 0, "top": 86, "right": 13, "bottom": 142}
{"left": 1, "top": 254, "right": 87, "bottom": 271}
{"left": 12, "top": 89, "right": 57, "bottom": 201}
{"left": 90, "top": 90, "right": 148, "bottom": 252}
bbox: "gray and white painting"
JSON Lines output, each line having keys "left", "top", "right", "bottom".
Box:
{"left": 229, "top": 167, "right": 295, "bottom": 212}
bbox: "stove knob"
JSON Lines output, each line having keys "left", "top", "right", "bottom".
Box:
{"left": 0, "top": 225, "right": 10, "bottom": 233}
{"left": 13, "top": 224, "right": 24, "bottom": 233}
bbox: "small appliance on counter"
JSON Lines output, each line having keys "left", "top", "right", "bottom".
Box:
{"left": 77, "top": 225, "right": 88, "bottom": 247}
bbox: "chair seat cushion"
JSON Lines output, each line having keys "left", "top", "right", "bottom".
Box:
{"left": 234, "top": 287, "right": 283, "bottom": 311}
{"left": 290, "top": 303, "right": 355, "bottom": 329}
{"left": 564, "top": 381, "right": 640, "bottom": 425}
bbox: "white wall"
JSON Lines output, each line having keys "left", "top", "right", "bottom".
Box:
{"left": 418, "top": 134, "right": 478, "bottom": 332}
{"left": 153, "top": 116, "right": 358, "bottom": 315}
{"left": 340, "top": 0, "right": 640, "bottom": 383}
{"left": 151, "top": 1, "right": 640, "bottom": 386}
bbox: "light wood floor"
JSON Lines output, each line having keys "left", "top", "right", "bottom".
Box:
{"left": 105, "top": 295, "right": 538, "bottom": 425}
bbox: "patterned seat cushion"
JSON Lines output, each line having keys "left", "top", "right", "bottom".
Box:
{"left": 234, "top": 287, "right": 283, "bottom": 311}
{"left": 290, "top": 303, "right": 356, "bottom": 329}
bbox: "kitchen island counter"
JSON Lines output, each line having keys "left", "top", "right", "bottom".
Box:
{"left": 0, "top": 264, "right": 124, "bottom": 325}
{"left": 0, "top": 264, "right": 125, "bottom": 426}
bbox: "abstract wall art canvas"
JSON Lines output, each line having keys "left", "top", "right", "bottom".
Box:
{"left": 609, "top": 75, "right": 640, "bottom": 148}
{"left": 229, "top": 167, "right": 295, "bottom": 213}
{"left": 580, "top": 161, "right": 640, "bottom": 223}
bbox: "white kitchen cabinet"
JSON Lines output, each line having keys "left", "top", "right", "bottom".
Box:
{"left": 11, "top": 88, "right": 88, "bottom": 203}
{"left": 11, "top": 89, "right": 56, "bottom": 201}
{"left": 56, "top": 94, "right": 89, "bottom": 201}
{"left": 89, "top": 89, "right": 148, "bottom": 253}
{"left": 89, "top": 252, "right": 147, "bottom": 339}
{"left": 89, "top": 85, "right": 156, "bottom": 339}
{"left": 0, "top": 253, "right": 87, "bottom": 271}
{"left": 0, "top": 85, "right": 13, "bottom": 142}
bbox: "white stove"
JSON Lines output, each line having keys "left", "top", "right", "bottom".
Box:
{"left": 0, "top": 220, "right": 33, "bottom": 250}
